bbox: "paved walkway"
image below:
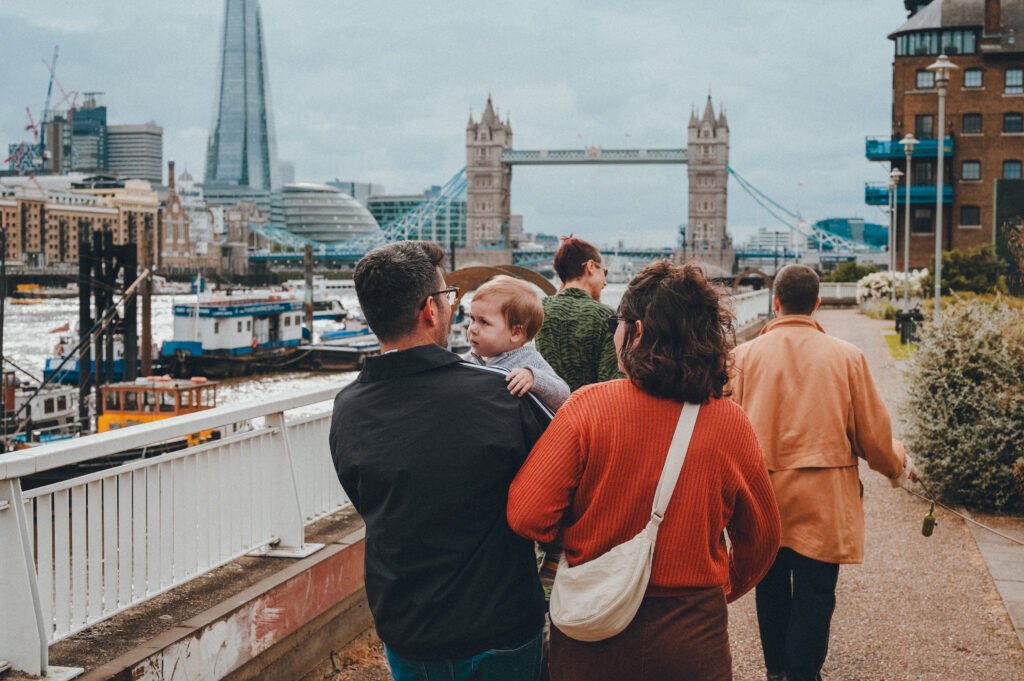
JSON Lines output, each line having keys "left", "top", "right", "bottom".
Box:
{"left": 332, "top": 309, "right": 1024, "bottom": 680}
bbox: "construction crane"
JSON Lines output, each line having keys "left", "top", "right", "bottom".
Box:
{"left": 39, "top": 45, "right": 59, "bottom": 151}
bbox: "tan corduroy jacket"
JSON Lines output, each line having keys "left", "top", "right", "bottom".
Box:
{"left": 729, "top": 315, "right": 906, "bottom": 564}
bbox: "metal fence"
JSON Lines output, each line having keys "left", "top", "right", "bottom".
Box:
{"left": 0, "top": 385, "right": 347, "bottom": 675}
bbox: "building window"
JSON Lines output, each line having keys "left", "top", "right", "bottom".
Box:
{"left": 912, "top": 206, "right": 934, "bottom": 234}
{"left": 1004, "top": 112, "right": 1023, "bottom": 133}
{"left": 961, "top": 160, "right": 981, "bottom": 180}
{"left": 916, "top": 70, "right": 935, "bottom": 89}
{"left": 1006, "top": 68, "right": 1023, "bottom": 94}
{"left": 1004, "top": 160, "right": 1023, "bottom": 179}
{"left": 964, "top": 68, "right": 983, "bottom": 88}
{"left": 962, "top": 113, "right": 982, "bottom": 133}
{"left": 960, "top": 205, "right": 981, "bottom": 226}
{"left": 914, "top": 160, "right": 935, "bottom": 185}
{"left": 915, "top": 114, "right": 934, "bottom": 139}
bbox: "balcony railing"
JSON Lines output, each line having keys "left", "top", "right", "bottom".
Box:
{"left": 865, "top": 136, "right": 953, "bottom": 160}
{"left": 865, "top": 183, "right": 953, "bottom": 205}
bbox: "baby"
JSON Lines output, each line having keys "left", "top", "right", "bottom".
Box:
{"left": 463, "top": 275, "right": 570, "bottom": 411}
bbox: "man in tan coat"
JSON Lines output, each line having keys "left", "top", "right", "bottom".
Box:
{"left": 730, "top": 264, "right": 915, "bottom": 681}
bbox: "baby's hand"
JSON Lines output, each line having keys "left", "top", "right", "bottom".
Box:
{"left": 506, "top": 367, "right": 535, "bottom": 396}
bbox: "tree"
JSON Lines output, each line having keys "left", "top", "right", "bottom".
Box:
{"left": 923, "top": 244, "right": 1008, "bottom": 295}
{"left": 822, "top": 261, "right": 878, "bottom": 282}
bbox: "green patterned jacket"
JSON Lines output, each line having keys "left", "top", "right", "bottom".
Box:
{"left": 535, "top": 288, "right": 623, "bottom": 392}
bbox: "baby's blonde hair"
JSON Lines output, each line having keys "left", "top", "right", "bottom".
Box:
{"left": 473, "top": 275, "right": 545, "bottom": 341}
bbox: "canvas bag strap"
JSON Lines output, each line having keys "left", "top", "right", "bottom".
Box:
{"left": 649, "top": 402, "right": 701, "bottom": 526}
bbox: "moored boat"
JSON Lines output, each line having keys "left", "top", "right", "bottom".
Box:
{"left": 161, "top": 290, "right": 306, "bottom": 378}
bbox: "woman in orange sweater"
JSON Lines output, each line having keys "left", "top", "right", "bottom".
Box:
{"left": 508, "top": 261, "right": 781, "bottom": 681}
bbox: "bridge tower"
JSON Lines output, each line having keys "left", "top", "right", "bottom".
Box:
{"left": 461, "top": 95, "right": 514, "bottom": 265}
{"left": 687, "top": 94, "right": 735, "bottom": 276}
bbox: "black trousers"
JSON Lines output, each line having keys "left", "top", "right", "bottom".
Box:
{"left": 755, "top": 548, "right": 840, "bottom": 681}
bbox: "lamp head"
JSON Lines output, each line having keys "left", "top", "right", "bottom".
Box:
{"left": 900, "top": 134, "right": 919, "bottom": 157}
{"left": 926, "top": 54, "right": 958, "bottom": 87}
{"left": 890, "top": 167, "right": 904, "bottom": 182}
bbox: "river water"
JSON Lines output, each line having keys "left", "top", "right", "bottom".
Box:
{"left": 4, "top": 284, "right": 628, "bottom": 408}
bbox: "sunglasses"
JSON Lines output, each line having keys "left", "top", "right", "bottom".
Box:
{"left": 420, "top": 285, "right": 460, "bottom": 309}
{"left": 606, "top": 314, "right": 627, "bottom": 335}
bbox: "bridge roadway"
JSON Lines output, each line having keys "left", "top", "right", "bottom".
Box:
{"left": 2, "top": 304, "right": 1022, "bottom": 679}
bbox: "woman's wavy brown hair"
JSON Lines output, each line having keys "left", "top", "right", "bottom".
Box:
{"left": 618, "top": 261, "right": 735, "bottom": 403}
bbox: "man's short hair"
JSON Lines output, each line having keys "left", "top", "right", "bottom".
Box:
{"left": 774, "top": 264, "right": 820, "bottom": 315}
{"left": 354, "top": 241, "right": 447, "bottom": 342}
{"left": 552, "top": 235, "right": 602, "bottom": 282}
{"left": 473, "top": 275, "right": 545, "bottom": 341}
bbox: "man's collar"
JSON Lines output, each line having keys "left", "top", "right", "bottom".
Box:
{"left": 558, "top": 288, "right": 594, "bottom": 300}
{"left": 760, "top": 314, "right": 826, "bottom": 335}
{"left": 358, "top": 343, "right": 463, "bottom": 382}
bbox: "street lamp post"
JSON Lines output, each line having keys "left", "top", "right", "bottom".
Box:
{"left": 926, "top": 54, "right": 958, "bottom": 322}
{"left": 887, "top": 167, "right": 904, "bottom": 303}
{"left": 899, "top": 134, "right": 919, "bottom": 312}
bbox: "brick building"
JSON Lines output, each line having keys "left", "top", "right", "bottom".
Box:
{"left": 867, "top": 0, "right": 1024, "bottom": 269}
{"left": 0, "top": 176, "right": 159, "bottom": 268}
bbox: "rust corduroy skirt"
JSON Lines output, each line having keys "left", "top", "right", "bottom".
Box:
{"left": 548, "top": 588, "right": 731, "bottom": 681}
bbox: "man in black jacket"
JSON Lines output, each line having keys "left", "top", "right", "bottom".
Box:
{"left": 329, "top": 241, "right": 550, "bottom": 681}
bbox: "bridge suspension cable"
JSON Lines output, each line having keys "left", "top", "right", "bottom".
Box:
{"left": 726, "top": 166, "right": 876, "bottom": 253}
{"left": 246, "top": 168, "right": 468, "bottom": 256}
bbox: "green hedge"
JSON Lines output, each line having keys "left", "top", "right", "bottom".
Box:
{"left": 901, "top": 299, "right": 1024, "bottom": 512}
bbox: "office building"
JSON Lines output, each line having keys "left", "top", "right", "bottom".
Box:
{"left": 204, "top": 0, "right": 280, "bottom": 192}
{"left": 107, "top": 123, "right": 163, "bottom": 184}
{"left": 326, "top": 180, "right": 386, "bottom": 206}
{"left": 368, "top": 188, "right": 467, "bottom": 247}
{"left": 281, "top": 183, "right": 380, "bottom": 243}
{"left": 866, "top": 0, "right": 1024, "bottom": 268}
{"left": 71, "top": 95, "right": 108, "bottom": 173}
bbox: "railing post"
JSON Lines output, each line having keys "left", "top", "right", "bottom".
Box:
{"left": 261, "top": 412, "right": 323, "bottom": 558}
{"left": 0, "top": 479, "right": 47, "bottom": 675}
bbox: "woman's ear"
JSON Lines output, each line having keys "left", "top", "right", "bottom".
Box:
{"left": 631, "top": 319, "right": 643, "bottom": 348}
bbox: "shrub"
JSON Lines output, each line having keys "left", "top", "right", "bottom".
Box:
{"left": 922, "top": 244, "right": 1008, "bottom": 296}
{"left": 901, "top": 299, "right": 1024, "bottom": 512}
{"left": 856, "top": 269, "right": 928, "bottom": 304}
{"left": 824, "top": 261, "right": 878, "bottom": 283}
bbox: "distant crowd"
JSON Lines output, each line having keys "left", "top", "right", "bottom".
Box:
{"left": 328, "top": 236, "right": 916, "bottom": 681}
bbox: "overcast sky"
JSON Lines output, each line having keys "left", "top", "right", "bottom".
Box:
{"left": 0, "top": 1, "right": 912, "bottom": 247}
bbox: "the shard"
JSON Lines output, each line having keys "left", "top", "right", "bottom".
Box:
{"left": 204, "top": 0, "right": 280, "bottom": 191}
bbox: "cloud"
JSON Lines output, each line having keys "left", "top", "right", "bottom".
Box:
{"left": 1, "top": 0, "right": 911, "bottom": 246}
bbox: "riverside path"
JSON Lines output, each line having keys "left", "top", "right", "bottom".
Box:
{"left": 331, "top": 308, "right": 1024, "bottom": 681}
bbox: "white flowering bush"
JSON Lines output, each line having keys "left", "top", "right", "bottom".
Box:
{"left": 856, "top": 269, "right": 928, "bottom": 305}
{"left": 901, "top": 299, "right": 1024, "bottom": 512}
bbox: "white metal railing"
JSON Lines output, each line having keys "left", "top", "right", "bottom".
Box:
{"left": 730, "top": 289, "right": 771, "bottom": 329}
{"left": 818, "top": 281, "right": 859, "bottom": 299}
{"left": 0, "top": 384, "right": 348, "bottom": 675}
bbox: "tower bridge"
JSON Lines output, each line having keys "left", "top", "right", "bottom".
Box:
{"left": 250, "top": 94, "right": 743, "bottom": 276}
{"left": 461, "top": 94, "right": 734, "bottom": 276}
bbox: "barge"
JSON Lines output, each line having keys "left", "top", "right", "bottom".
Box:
{"left": 161, "top": 290, "right": 307, "bottom": 378}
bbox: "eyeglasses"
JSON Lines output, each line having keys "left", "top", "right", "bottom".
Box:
{"left": 420, "top": 285, "right": 460, "bottom": 309}
{"left": 590, "top": 259, "right": 609, "bottom": 275}
{"left": 606, "top": 314, "right": 626, "bottom": 335}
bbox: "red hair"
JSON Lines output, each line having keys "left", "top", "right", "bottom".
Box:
{"left": 552, "top": 235, "right": 601, "bottom": 282}
{"left": 473, "top": 275, "right": 545, "bottom": 340}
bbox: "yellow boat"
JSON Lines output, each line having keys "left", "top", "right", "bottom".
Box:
{"left": 99, "top": 376, "right": 218, "bottom": 444}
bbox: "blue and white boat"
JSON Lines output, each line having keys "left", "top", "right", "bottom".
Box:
{"left": 161, "top": 290, "right": 306, "bottom": 378}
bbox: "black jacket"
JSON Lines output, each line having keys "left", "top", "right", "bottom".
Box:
{"left": 329, "top": 344, "right": 551, "bottom": 660}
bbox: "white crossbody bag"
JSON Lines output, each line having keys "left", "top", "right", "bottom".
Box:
{"left": 548, "top": 402, "right": 701, "bottom": 642}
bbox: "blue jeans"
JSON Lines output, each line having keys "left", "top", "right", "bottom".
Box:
{"left": 385, "top": 628, "right": 544, "bottom": 681}
{"left": 755, "top": 547, "right": 840, "bottom": 681}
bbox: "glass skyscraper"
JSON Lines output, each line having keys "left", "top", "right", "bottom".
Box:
{"left": 204, "top": 0, "right": 280, "bottom": 192}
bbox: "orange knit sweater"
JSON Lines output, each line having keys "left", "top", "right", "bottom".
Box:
{"left": 507, "top": 379, "right": 781, "bottom": 602}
